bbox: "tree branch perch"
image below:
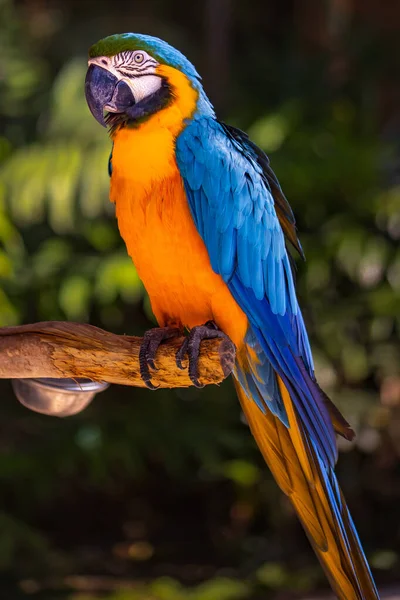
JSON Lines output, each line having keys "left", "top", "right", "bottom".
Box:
{"left": 0, "top": 322, "right": 236, "bottom": 388}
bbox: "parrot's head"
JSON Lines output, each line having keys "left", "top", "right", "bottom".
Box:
{"left": 85, "top": 33, "right": 214, "bottom": 131}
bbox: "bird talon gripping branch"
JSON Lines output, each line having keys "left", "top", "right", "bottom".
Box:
{"left": 139, "top": 326, "right": 181, "bottom": 389}
{"left": 175, "top": 322, "right": 232, "bottom": 388}
{"left": 86, "top": 33, "right": 380, "bottom": 599}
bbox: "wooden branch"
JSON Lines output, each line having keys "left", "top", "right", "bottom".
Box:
{"left": 0, "top": 322, "right": 236, "bottom": 388}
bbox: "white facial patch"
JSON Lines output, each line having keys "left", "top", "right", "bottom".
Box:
{"left": 126, "top": 75, "right": 162, "bottom": 103}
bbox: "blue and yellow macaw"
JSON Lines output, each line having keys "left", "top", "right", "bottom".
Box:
{"left": 85, "top": 33, "right": 379, "bottom": 599}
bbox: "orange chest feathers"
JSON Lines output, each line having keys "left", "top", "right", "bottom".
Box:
{"left": 109, "top": 124, "right": 248, "bottom": 346}
{"left": 110, "top": 124, "right": 211, "bottom": 318}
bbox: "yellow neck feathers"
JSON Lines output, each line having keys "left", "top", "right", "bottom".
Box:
{"left": 109, "top": 65, "right": 198, "bottom": 185}
{"left": 111, "top": 65, "right": 198, "bottom": 139}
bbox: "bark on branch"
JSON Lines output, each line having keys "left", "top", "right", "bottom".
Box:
{"left": 0, "top": 322, "right": 235, "bottom": 388}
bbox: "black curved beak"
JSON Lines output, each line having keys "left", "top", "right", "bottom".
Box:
{"left": 85, "top": 65, "right": 120, "bottom": 127}
{"left": 85, "top": 64, "right": 137, "bottom": 128}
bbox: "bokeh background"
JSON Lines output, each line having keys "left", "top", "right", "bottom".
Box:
{"left": 1, "top": 0, "right": 400, "bottom": 598}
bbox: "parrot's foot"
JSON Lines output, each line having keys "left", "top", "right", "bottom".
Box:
{"left": 139, "top": 326, "right": 181, "bottom": 390}
{"left": 176, "top": 321, "right": 235, "bottom": 388}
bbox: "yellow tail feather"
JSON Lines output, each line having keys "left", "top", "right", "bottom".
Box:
{"left": 234, "top": 377, "right": 379, "bottom": 600}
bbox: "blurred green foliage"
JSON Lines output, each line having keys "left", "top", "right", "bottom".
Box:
{"left": 1, "top": 0, "right": 400, "bottom": 598}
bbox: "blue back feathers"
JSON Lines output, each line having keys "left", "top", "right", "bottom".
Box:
{"left": 176, "top": 105, "right": 379, "bottom": 600}
{"left": 176, "top": 116, "right": 339, "bottom": 469}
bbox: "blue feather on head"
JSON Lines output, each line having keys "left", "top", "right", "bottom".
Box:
{"left": 89, "top": 33, "right": 201, "bottom": 83}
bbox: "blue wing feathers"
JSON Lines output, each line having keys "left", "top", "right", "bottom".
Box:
{"left": 187, "top": 187, "right": 205, "bottom": 237}
{"left": 237, "top": 230, "right": 251, "bottom": 289}
{"left": 266, "top": 252, "right": 277, "bottom": 313}
{"left": 283, "top": 254, "right": 298, "bottom": 315}
{"left": 192, "top": 159, "right": 205, "bottom": 188}
{"left": 217, "top": 196, "right": 234, "bottom": 233}
{"left": 250, "top": 246, "right": 264, "bottom": 301}
{"left": 260, "top": 223, "right": 272, "bottom": 260}
{"left": 176, "top": 117, "right": 338, "bottom": 471}
{"left": 220, "top": 162, "right": 231, "bottom": 193}
{"left": 219, "top": 227, "right": 237, "bottom": 278}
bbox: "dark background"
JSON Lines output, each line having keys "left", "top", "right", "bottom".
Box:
{"left": 1, "top": 0, "right": 400, "bottom": 598}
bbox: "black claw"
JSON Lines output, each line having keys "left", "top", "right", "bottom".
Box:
{"left": 139, "top": 327, "right": 180, "bottom": 389}
{"left": 176, "top": 337, "right": 189, "bottom": 370}
{"left": 144, "top": 378, "right": 159, "bottom": 391}
{"left": 139, "top": 342, "right": 158, "bottom": 390}
{"left": 175, "top": 321, "right": 234, "bottom": 388}
{"left": 147, "top": 359, "right": 157, "bottom": 371}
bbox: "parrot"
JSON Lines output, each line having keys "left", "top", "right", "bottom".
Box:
{"left": 85, "top": 33, "right": 380, "bottom": 599}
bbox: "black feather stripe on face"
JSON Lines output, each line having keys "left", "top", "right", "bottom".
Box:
{"left": 117, "top": 68, "right": 157, "bottom": 79}
{"left": 106, "top": 78, "right": 172, "bottom": 132}
{"left": 112, "top": 50, "right": 158, "bottom": 78}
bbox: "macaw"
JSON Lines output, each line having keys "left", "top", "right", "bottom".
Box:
{"left": 85, "top": 33, "right": 380, "bottom": 599}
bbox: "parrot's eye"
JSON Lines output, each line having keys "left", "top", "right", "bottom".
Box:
{"left": 133, "top": 52, "right": 145, "bottom": 64}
